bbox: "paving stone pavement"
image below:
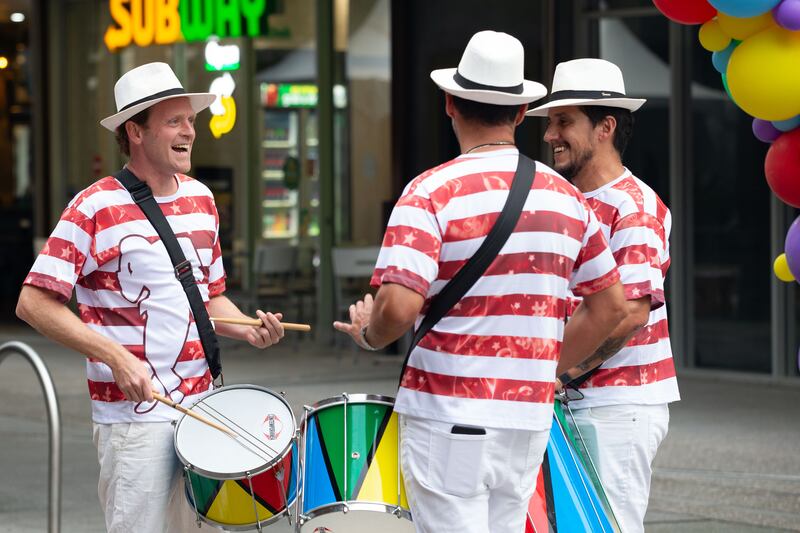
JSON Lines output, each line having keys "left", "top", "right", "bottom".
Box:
{"left": 1, "top": 327, "right": 798, "bottom": 532}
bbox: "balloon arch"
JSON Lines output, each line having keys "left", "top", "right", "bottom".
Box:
{"left": 652, "top": 0, "right": 800, "bottom": 368}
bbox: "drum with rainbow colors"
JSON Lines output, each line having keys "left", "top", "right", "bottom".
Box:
{"left": 525, "top": 399, "right": 619, "bottom": 533}
{"left": 297, "top": 393, "right": 413, "bottom": 533}
{"left": 174, "top": 385, "right": 298, "bottom": 530}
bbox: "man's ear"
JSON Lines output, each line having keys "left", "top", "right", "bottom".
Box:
{"left": 125, "top": 120, "right": 144, "bottom": 146}
{"left": 445, "top": 92, "right": 456, "bottom": 119}
{"left": 514, "top": 103, "right": 529, "bottom": 126}
{"left": 597, "top": 115, "right": 617, "bottom": 142}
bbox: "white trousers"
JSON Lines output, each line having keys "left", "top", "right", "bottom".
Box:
{"left": 569, "top": 403, "right": 670, "bottom": 533}
{"left": 93, "top": 422, "right": 216, "bottom": 533}
{"left": 399, "top": 414, "right": 549, "bottom": 533}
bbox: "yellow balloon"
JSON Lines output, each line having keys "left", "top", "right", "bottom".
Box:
{"left": 774, "top": 253, "right": 795, "bottom": 282}
{"left": 699, "top": 19, "right": 731, "bottom": 52}
{"left": 727, "top": 27, "right": 800, "bottom": 121}
{"left": 717, "top": 11, "right": 774, "bottom": 41}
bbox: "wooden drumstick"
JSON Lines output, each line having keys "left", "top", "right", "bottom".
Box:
{"left": 151, "top": 392, "right": 236, "bottom": 437}
{"left": 209, "top": 316, "right": 312, "bottom": 332}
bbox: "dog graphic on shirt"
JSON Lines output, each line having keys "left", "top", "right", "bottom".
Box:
{"left": 117, "top": 234, "right": 204, "bottom": 414}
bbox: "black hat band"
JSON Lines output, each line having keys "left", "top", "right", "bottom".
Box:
{"left": 547, "top": 89, "right": 627, "bottom": 102}
{"left": 453, "top": 71, "right": 524, "bottom": 95}
{"left": 119, "top": 87, "right": 187, "bottom": 112}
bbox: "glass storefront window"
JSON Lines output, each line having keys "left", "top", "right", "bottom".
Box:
{"left": 599, "top": 16, "right": 671, "bottom": 201}
{"left": 254, "top": 0, "right": 317, "bottom": 246}
{"left": 343, "top": 0, "right": 391, "bottom": 245}
{"left": 690, "top": 48, "right": 771, "bottom": 372}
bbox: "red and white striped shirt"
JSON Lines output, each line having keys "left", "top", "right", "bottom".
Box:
{"left": 371, "top": 149, "right": 620, "bottom": 431}
{"left": 569, "top": 168, "right": 680, "bottom": 408}
{"left": 23, "top": 174, "right": 226, "bottom": 423}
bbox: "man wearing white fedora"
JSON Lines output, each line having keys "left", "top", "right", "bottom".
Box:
{"left": 528, "top": 58, "right": 681, "bottom": 533}
{"left": 17, "top": 62, "right": 285, "bottom": 532}
{"left": 334, "top": 32, "right": 628, "bottom": 533}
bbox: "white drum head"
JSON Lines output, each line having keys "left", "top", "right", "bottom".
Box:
{"left": 175, "top": 385, "right": 295, "bottom": 478}
{"left": 302, "top": 506, "right": 414, "bottom": 533}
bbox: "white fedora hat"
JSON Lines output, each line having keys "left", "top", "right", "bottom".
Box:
{"left": 430, "top": 30, "right": 547, "bottom": 106}
{"left": 100, "top": 62, "right": 216, "bottom": 131}
{"left": 526, "top": 58, "right": 646, "bottom": 117}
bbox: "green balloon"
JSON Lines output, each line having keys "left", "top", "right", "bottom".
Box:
{"left": 722, "top": 73, "right": 736, "bottom": 105}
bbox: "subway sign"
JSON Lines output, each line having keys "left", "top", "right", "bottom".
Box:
{"left": 104, "top": 0, "right": 276, "bottom": 52}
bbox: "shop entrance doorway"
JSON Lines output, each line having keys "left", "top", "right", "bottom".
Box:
{"left": 0, "top": 1, "right": 34, "bottom": 322}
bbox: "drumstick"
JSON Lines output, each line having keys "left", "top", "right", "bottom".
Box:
{"left": 210, "top": 316, "right": 312, "bottom": 332}
{"left": 151, "top": 392, "right": 236, "bottom": 437}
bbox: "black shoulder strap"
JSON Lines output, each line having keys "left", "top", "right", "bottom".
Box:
{"left": 398, "top": 154, "right": 536, "bottom": 386}
{"left": 114, "top": 168, "right": 222, "bottom": 380}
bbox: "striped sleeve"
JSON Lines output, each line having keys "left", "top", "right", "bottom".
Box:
{"left": 24, "top": 205, "right": 97, "bottom": 303}
{"left": 207, "top": 199, "right": 226, "bottom": 297}
{"left": 371, "top": 181, "right": 442, "bottom": 297}
{"left": 569, "top": 203, "right": 620, "bottom": 297}
{"left": 610, "top": 211, "right": 666, "bottom": 308}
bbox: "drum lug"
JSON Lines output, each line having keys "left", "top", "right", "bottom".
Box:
{"left": 392, "top": 505, "right": 403, "bottom": 518}
{"left": 280, "top": 390, "right": 286, "bottom": 397}
{"left": 342, "top": 502, "right": 350, "bottom": 514}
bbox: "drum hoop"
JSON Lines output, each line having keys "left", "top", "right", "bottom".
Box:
{"left": 187, "top": 493, "right": 297, "bottom": 531}
{"left": 174, "top": 384, "right": 297, "bottom": 479}
{"left": 302, "top": 501, "right": 412, "bottom": 525}
{"left": 307, "top": 393, "right": 396, "bottom": 414}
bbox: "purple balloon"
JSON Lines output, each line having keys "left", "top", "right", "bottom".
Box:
{"left": 774, "top": 0, "right": 800, "bottom": 30}
{"left": 785, "top": 215, "right": 800, "bottom": 280}
{"left": 753, "top": 118, "right": 782, "bottom": 142}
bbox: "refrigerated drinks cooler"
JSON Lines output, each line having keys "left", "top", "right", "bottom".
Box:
{"left": 260, "top": 83, "right": 320, "bottom": 242}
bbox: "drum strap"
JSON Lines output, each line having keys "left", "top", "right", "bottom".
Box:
{"left": 398, "top": 154, "right": 536, "bottom": 387}
{"left": 114, "top": 168, "right": 222, "bottom": 380}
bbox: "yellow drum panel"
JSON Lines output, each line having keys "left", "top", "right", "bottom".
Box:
{"left": 356, "top": 412, "right": 408, "bottom": 509}
{"left": 205, "top": 480, "right": 275, "bottom": 525}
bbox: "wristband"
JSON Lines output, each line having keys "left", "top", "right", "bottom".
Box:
{"left": 359, "top": 325, "right": 380, "bottom": 351}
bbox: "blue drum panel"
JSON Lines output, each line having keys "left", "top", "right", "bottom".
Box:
{"left": 548, "top": 419, "right": 614, "bottom": 532}
{"left": 302, "top": 416, "right": 337, "bottom": 512}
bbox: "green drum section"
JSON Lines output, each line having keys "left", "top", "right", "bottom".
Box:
{"left": 314, "top": 401, "right": 392, "bottom": 500}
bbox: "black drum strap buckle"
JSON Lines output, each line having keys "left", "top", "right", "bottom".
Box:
{"left": 174, "top": 259, "right": 193, "bottom": 282}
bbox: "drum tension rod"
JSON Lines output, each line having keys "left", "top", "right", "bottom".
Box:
{"left": 275, "top": 465, "right": 292, "bottom": 526}
{"left": 183, "top": 466, "right": 202, "bottom": 528}
{"left": 246, "top": 471, "right": 263, "bottom": 532}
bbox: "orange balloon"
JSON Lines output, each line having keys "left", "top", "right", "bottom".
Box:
{"left": 717, "top": 11, "right": 775, "bottom": 40}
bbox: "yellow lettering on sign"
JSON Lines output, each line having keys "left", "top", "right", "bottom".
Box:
{"left": 155, "top": 0, "right": 181, "bottom": 44}
{"left": 104, "top": 0, "right": 132, "bottom": 52}
{"left": 132, "top": 0, "right": 155, "bottom": 47}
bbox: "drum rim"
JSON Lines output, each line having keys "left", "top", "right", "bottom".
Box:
{"left": 174, "top": 384, "right": 297, "bottom": 479}
{"left": 186, "top": 488, "right": 297, "bottom": 531}
{"left": 300, "top": 501, "right": 412, "bottom": 527}
{"left": 306, "top": 393, "right": 396, "bottom": 414}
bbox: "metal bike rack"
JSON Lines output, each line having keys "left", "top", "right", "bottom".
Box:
{"left": 0, "top": 341, "right": 61, "bottom": 533}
